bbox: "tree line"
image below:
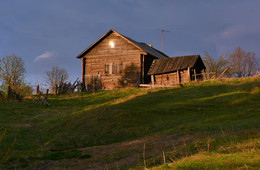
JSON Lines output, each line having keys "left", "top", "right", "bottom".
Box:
{"left": 0, "top": 55, "right": 69, "bottom": 99}
{"left": 203, "top": 46, "right": 259, "bottom": 79}
{"left": 0, "top": 46, "right": 259, "bottom": 98}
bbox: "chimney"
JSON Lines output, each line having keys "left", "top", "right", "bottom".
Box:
{"left": 148, "top": 44, "right": 152, "bottom": 47}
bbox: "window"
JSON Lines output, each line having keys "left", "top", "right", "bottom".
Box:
{"left": 105, "top": 62, "right": 123, "bottom": 74}
{"left": 109, "top": 41, "right": 115, "bottom": 48}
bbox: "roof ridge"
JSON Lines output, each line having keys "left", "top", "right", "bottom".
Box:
{"left": 77, "top": 29, "right": 169, "bottom": 59}
{"left": 108, "top": 30, "right": 169, "bottom": 58}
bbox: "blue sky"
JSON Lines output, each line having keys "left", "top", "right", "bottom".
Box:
{"left": 0, "top": 0, "right": 259, "bottom": 86}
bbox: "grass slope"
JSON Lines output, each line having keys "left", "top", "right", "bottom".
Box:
{"left": 153, "top": 138, "right": 260, "bottom": 170}
{"left": 0, "top": 77, "right": 259, "bottom": 169}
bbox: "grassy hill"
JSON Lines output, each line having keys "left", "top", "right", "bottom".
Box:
{"left": 0, "top": 77, "right": 259, "bottom": 169}
{"left": 151, "top": 135, "right": 260, "bottom": 169}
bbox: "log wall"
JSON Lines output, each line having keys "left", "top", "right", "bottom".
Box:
{"left": 81, "top": 32, "right": 146, "bottom": 90}
{"left": 154, "top": 69, "right": 191, "bottom": 85}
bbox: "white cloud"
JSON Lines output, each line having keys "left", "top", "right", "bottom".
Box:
{"left": 208, "top": 24, "right": 258, "bottom": 43}
{"left": 205, "top": 22, "right": 260, "bottom": 58}
{"left": 34, "top": 51, "right": 57, "bottom": 62}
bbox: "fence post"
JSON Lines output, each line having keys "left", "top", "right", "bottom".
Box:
{"left": 36, "top": 85, "right": 40, "bottom": 94}
{"left": 177, "top": 70, "right": 180, "bottom": 84}
{"left": 55, "top": 84, "right": 58, "bottom": 95}
{"left": 194, "top": 69, "right": 197, "bottom": 81}
{"left": 151, "top": 75, "right": 155, "bottom": 85}
{"left": 7, "top": 86, "right": 12, "bottom": 101}
{"left": 188, "top": 67, "right": 191, "bottom": 82}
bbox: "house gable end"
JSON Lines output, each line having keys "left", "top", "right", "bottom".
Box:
{"left": 77, "top": 29, "right": 146, "bottom": 59}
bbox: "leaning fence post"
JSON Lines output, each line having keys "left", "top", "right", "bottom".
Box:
{"left": 45, "top": 89, "right": 49, "bottom": 100}
{"left": 43, "top": 89, "right": 50, "bottom": 105}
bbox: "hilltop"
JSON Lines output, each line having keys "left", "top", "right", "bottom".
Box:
{"left": 0, "top": 77, "right": 259, "bottom": 169}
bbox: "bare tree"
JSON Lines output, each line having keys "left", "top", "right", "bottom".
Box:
{"left": 245, "top": 51, "right": 258, "bottom": 76}
{"left": 45, "top": 66, "right": 69, "bottom": 92}
{"left": 0, "top": 54, "right": 25, "bottom": 93}
{"left": 203, "top": 52, "right": 230, "bottom": 78}
{"left": 229, "top": 46, "right": 258, "bottom": 77}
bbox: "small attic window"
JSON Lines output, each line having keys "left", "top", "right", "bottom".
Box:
{"left": 109, "top": 41, "right": 114, "bottom": 48}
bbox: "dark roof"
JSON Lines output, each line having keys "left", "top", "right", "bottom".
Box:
{"left": 148, "top": 55, "right": 206, "bottom": 75}
{"left": 119, "top": 34, "right": 169, "bottom": 59}
{"left": 77, "top": 29, "right": 169, "bottom": 59}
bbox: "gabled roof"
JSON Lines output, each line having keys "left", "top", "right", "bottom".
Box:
{"left": 148, "top": 55, "right": 206, "bottom": 75}
{"left": 76, "top": 29, "right": 169, "bottom": 59}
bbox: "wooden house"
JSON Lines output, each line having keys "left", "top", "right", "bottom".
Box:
{"left": 77, "top": 29, "right": 169, "bottom": 90}
{"left": 148, "top": 55, "right": 206, "bottom": 86}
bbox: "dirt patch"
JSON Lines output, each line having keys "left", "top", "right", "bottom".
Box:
{"left": 42, "top": 133, "right": 195, "bottom": 170}
{"left": 8, "top": 123, "right": 33, "bottom": 127}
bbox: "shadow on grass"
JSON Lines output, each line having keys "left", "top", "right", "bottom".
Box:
{"left": 35, "top": 83, "right": 260, "bottom": 151}
{"left": 0, "top": 78, "right": 259, "bottom": 169}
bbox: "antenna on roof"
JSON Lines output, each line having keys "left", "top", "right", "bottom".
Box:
{"left": 159, "top": 29, "right": 170, "bottom": 53}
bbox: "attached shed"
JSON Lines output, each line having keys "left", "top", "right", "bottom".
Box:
{"left": 148, "top": 55, "right": 206, "bottom": 85}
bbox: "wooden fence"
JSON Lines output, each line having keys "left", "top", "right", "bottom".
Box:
{"left": 85, "top": 74, "right": 102, "bottom": 91}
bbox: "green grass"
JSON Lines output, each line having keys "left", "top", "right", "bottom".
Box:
{"left": 155, "top": 151, "right": 260, "bottom": 170}
{"left": 152, "top": 137, "right": 260, "bottom": 170}
{"left": 0, "top": 77, "right": 259, "bottom": 169}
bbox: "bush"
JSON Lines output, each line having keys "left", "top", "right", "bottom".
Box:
{"left": 1, "top": 82, "right": 33, "bottom": 98}
{"left": 18, "top": 83, "right": 33, "bottom": 96}
{"left": 0, "top": 91, "right": 6, "bottom": 101}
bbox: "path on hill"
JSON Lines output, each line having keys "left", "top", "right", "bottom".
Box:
{"left": 47, "top": 133, "right": 195, "bottom": 169}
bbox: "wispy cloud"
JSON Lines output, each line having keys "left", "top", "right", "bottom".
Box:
{"left": 221, "top": 24, "right": 260, "bottom": 40}
{"left": 34, "top": 51, "right": 57, "bottom": 62}
{"left": 208, "top": 23, "right": 260, "bottom": 43}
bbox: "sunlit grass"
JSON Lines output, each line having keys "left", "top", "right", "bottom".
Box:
{"left": 153, "top": 137, "right": 260, "bottom": 170}
{"left": 0, "top": 77, "right": 259, "bottom": 168}
{"left": 148, "top": 127, "right": 260, "bottom": 169}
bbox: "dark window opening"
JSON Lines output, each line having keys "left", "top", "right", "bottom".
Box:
{"left": 105, "top": 62, "right": 123, "bottom": 74}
